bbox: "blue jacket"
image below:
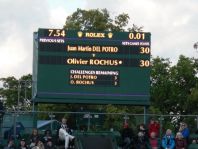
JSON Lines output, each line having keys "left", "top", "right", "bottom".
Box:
{"left": 162, "top": 135, "right": 175, "bottom": 149}
{"left": 181, "top": 128, "right": 190, "bottom": 138}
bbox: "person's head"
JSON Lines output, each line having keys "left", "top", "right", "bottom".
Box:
{"left": 37, "top": 140, "right": 44, "bottom": 147}
{"left": 139, "top": 123, "right": 146, "bottom": 130}
{"left": 166, "top": 129, "right": 172, "bottom": 136}
{"left": 32, "top": 128, "right": 38, "bottom": 136}
{"left": 150, "top": 118, "right": 155, "bottom": 124}
{"left": 180, "top": 122, "right": 187, "bottom": 128}
{"left": 46, "top": 139, "right": 53, "bottom": 147}
{"left": 192, "top": 139, "right": 197, "bottom": 144}
{"left": 20, "top": 139, "right": 26, "bottom": 147}
{"left": 45, "top": 129, "right": 51, "bottom": 136}
{"left": 150, "top": 132, "right": 156, "bottom": 138}
{"left": 123, "top": 122, "right": 129, "bottom": 129}
{"left": 176, "top": 132, "right": 183, "bottom": 139}
{"left": 62, "top": 117, "right": 67, "bottom": 125}
{"left": 138, "top": 131, "right": 144, "bottom": 137}
{"left": 7, "top": 139, "right": 14, "bottom": 146}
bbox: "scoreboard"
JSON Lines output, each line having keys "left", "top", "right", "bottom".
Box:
{"left": 32, "top": 29, "right": 151, "bottom": 105}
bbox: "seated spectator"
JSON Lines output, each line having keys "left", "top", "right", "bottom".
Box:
{"left": 29, "top": 128, "right": 40, "bottom": 148}
{"left": 175, "top": 132, "right": 187, "bottom": 149}
{"left": 149, "top": 132, "right": 160, "bottom": 149}
{"left": 17, "top": 138, "right": 28, "bottom": 149}
{"left": 42, "top": 130, "right": 53, "bottom": 144}
{"left": 161, "top": 129, "right": 175, "bottom": 149}
{"left": 36, "top": 140, "right": 45, "bottom": 149}
{"left": 45, "top": 139, "right": 56, "bottom": 149}
{"left": 58, "top": 117, "right": 75, "bottom": 149}
{"left": 4, "top": 139, "right": 15, "bottom": 149}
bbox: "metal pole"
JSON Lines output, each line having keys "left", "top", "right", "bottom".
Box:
{"left": 17, "top": 81, "right": 20, "bottom": 108}
{"left": 13, "top": 111, "right": 16, "bottom": 141}
{"left": 197, "top": 115, "right": 198, "bottom": 129}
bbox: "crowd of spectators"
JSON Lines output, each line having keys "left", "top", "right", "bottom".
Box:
{"left": 120, "top": 118, "right": 197, "bottom": 149}
{"left": 2, "top": 117, "right": 198, "bottom": 149}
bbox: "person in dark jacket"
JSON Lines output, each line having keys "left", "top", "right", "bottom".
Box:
{"left": 121, "top": 122, "right": 135, "bottom": 149}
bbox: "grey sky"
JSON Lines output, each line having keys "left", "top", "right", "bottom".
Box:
{"left": 0, "top": 0, "right": 197, "bottom": 78}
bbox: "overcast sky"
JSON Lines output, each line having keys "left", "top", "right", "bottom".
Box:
{"left": 0, "top": 0, "right": 198, "bottom": 79}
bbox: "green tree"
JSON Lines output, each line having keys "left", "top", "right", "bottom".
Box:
{"left": 0, "top": 74, "right": 32, "bottom": 110}
{"left": 64, "top": 8, "right": 143, "bottom": 32}
{"left": 150, "top": 55, "right": 198, "bottom": 115}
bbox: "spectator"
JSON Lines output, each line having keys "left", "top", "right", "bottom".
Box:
{"left": 58, "top": 117, "right": 75, "bottom": 149}
{"left": 4, "top": 139, "right": 15, "bottom": 149}
{"left": 135, "top": 131, "right": 150, "bottom": 149}
{"left": 138, "top": 123, "right": 149, "bottom": 138}
{"left": 45, "top": 139, "right": 56, "bottom": 149}
{"left": 161, "top": 129, "right": 175, "bottom": 149}
{"left": 42, "top": 130, "right": 53, "bottom": 145}
{"left": 179, "top": 122, "right": 190, "bottom": 144}
{"left": 149, "top": 132, "right": 160, "bottom": 149}
{"left": 148, "top": 118, "right": 160, "bottom": 138}
{"left": 120, "top": 122, "right": 135, "bottom": 149}
{"left": 36, "top": 140, "right": 45, "bottom": 149}
{"left": 175, "top": 132, "right": 187, "bottom": 149}
{"left": 29, "top": 128, "right": 40, "bottom": 148}
{"left": 17, "top": 138, "right": 28, "bottom": 149}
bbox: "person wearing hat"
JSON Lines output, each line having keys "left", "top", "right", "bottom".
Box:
{"left": 17, "top": 138, "right": 28, "bottom": 149}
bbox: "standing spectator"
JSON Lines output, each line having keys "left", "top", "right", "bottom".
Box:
{"left": 179, "top": 122, "right": 190, "bottom": 144}
{"left": 161, "top": 129, "right": 175, "bottom": 149}
{"left": 138, "top": 123, "right": 149, "bottom": 138}
{"left": 17, "top": 138, "right": 28, "bottom": 149}
{"left": 135, "top": 131, "right": 150, "bottom": 149}
{"left": 149, "top": 132, "right": 160, "bottom": 149}
{"left": 58, "top": 117, "right": 75, "bottom": 149}
{"left": 175, "top": 132, "right": 187, "bottom": 149}
{"left": 120, "top": 122, "right": 135, "bottom": 149}
{"left": 4, "top": 139, "right": 15, "bottom": 149}
{"left": 148, "top": 118, "right": 160, "bottom": 138}
{"left": 29, "top": 128, "right": 40, "bottom": 148}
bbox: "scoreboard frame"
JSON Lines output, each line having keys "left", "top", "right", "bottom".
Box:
{"left": 32, "top": 28, "right": 151, "bottom": 105}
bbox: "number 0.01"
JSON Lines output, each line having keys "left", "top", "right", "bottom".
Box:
{"left": 129, "top": 33, "right": 145, "bottom": 40}
{"left": 140, "top": 60, "right": 150, "bottom": 67}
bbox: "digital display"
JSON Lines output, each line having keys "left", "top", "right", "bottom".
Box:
{"left": 32, "top": 29, "right": 151, "bottom": 105}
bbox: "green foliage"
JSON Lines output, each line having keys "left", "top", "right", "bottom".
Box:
{"left": 64, "top": 8, "right": 142, "bottom": 32}
{"left": 0, "top": 74, "right": 32, "bottom": 110}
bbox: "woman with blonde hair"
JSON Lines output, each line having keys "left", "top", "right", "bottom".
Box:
{"left": 175, "top": 132, "right": 187, "bottom": 149}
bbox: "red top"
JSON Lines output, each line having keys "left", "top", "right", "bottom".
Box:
{"left": 148, "top": 122, "right": 160, "bottom": 137}
{"left": 149, "top": 138, "right": 158, "bottom": 147}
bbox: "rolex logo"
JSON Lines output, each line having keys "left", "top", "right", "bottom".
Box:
{"left": 108, "top": 32, "right": 113, "bottom": 38}
{"left": 77, "top": 31, "right": 83, "bottom": 38}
